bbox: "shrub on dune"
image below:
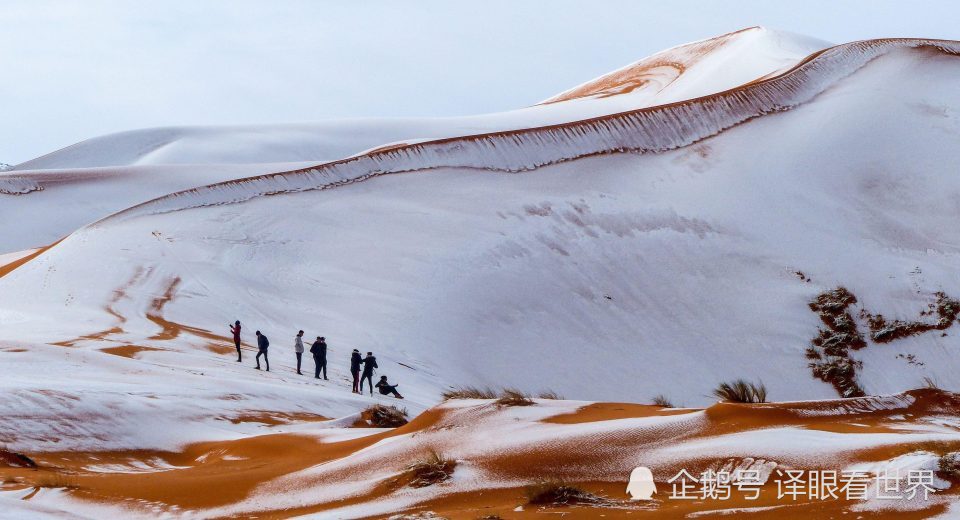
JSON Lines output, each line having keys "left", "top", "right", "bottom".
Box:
{"left": 441, "top": 386, "right": 497, "bottom": 400}
{"left": 525, "top": 480, "right": 607, "bottom": 506}
{"left": 652, "top": 394, "right": 674, "bottom": 408}
{"left": 364, "top": 404, "right": 409, "bottom": 428}
{"left": 496, "top": 388, "right": 534, "bottom": 407}
{"left": 712, "top": 379, "right": 767, "bottom": 403}
{"left": 939, "top": 452, "right": 960, "bottom": 480}
{"left": 537, "top": 390, "right": 564, "bottom": 400}
{"left": 406, "top": 449, "right": 456, "bottom": 488}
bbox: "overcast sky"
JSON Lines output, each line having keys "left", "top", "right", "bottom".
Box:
{"left": 3, "top": 0, "right": 958, "bottom": 164}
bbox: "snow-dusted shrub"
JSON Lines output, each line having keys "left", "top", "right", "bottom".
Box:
{"left": 863, "top": 292, "right": 960, "bottom": 343}
{"left": 807, "top": 287, "right": 867, "bottom": 398}
{"left": 362, "top": 404, "right": 408, "bottom": 428}
{"left": 810, "top": 357, "right": 864, "bottom": 398}
{"left": 713, "top": 379, "right": 767, "bottom": 403}
{"left": 938, "top": 452, "right": 960, "bottom": 480}
{"left": 406, "top": 449, "right": 456, "bottom": 488}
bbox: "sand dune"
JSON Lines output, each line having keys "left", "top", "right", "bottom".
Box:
{"left": 4, "top": 27, "right": 960, "bottom": 518}
{"left": 2, "top": 390, "right": 958, "bottom": 517}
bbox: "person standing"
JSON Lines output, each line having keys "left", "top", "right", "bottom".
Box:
{"left": 360, "top": 351, "right": 378, "bottom": 395}
{"left": 229, "top": 320, "right": 242, "bottom": 362}
{"left": 350, "top": 349, "right": 362, "bottom": 394}
{"left": 311, "top": 336, "right": 328, "bottom": 380}
{"left": 255, "top": 331, "right": 270, "bottom": 371}
{"left": 294, "top": 330, "right": 305, "bottom": 375}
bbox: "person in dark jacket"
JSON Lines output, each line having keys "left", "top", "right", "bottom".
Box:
{"left": 229, "top": 320, "right": 242, "bottom": 362}
{"left": 294, "top": 330, "right": 305, "bottom": 375}
{"left": 360, "top": 352, "right": 378, "bottom": 395}
{"left": 310, "top": 336, "right": 328, "bottom": 380}
{"left": 375, "top": 375, "right": 404, "bottom": 399}
{"left": 255, "top": 330, "right": 270, "bottom": 371}
{"left": 350, "top": 349, "right": 362, "bottom": 393}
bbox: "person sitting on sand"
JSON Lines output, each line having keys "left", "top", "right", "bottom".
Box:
{"left": 375, "top": 375, "right": 404, "bottom": 399}
{"left": 229, "top": 320, "right": 242, "bottom": 362}
{"left": 255, "top": 330, "right": 270, "bottom": 371}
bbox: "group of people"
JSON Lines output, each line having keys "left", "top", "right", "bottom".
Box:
{"left": 229, "top": 320, "right": 404, "bottom": 399}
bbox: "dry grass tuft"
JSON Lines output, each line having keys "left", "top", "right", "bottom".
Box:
{"left": 33, "top": 472, "right": 81, "bottom": 490}
{"left": 406, "top": 450, "right": 457, "bottom": 488}
{"left": 712, "top": 379, "right": 767, "bottom": 403}
{"left": 537, "top": 390, "right": 564, "bottom": 400}
{"left": 652, "top": 394, "right": 674, "bottom": 408}
{"left": 496, "top": 388, "right": 535, "bottom": 407}
{"left": 525, "top": 480, "right": 608, "bottom": 506}
{"left": 441, "top": 386, "right": 497, "bottom": 400}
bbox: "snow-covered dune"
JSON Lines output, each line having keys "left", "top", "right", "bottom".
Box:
{"left": 2, "top": 36, "right": 960, "bottom": 413}
{"left": 13, "top": 27, "right": 823, "bottom": 173}
{"left": 541, "top": 26, "right": 829, "bottom": 108}
{"left": 4, "top": 27, "right": 960, "bottom": 518}
{"left": 1, "top": 28, "right": 823, "bottom": 254}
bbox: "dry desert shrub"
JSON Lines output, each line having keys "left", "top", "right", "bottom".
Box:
{"left": 33, "top": 472, "right": 81, "bottom": 489}
{"left": 536, "top": 390, "right": 564, "bottom": 400}
{"left": 525, "top": 480, "right": 608, "bottom": 506}
{"left": 652, "top": 394, "right": 674, "bottom": 408}
{"left": 496, "top": 388, "right": 535, "bottom": 407}
{"left": 364, "top": 404, "right": 408, "bottom": 428}
{"left": 441, "top": 386, "right": 497, "bottom": 400}
{"left": 939, "top": 452, "right": 960, "bottom": 480}
{"left": 712, "top": 379, "right": 767, "bottom": 403}
{"left": 406, "top": 449, "right": 456, "bottom": 488}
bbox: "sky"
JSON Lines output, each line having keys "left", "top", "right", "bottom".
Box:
{"left": 2, "top": 0, "right": 958, "bottom": 164}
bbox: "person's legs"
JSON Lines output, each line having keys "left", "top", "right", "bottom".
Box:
{"left": 255, "top": 350, "right": 263, "bottom": 369}
{"left": 234, "top": 339, "right": 242, "bottom": 361}
{"left": 390, "top": 386, "right": 404, "bottom": 399}
{"left": 296, "top": 352, "right": 302, "bottom": 374}
{"left": 321, "top": 360, "right": 327, "bottom": 379}
{"left": 352, "top": 370, "right": 359, "bottom": 393}
{"left": 361, "top": 373, "right": 373, "bottom": 394}
{"left": 313, "top": 355, "right": 321, "bottom": 378}
{"left": 264, "top": 351, "right": 269, "bottom": 371}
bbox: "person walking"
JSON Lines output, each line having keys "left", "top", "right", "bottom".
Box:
{"left": 255, "top": 330, "right": 270, "bottom": 371}
{"left": 360, "top": 351, "right": 378, "bottom": 395}
{"left": 350, "top": 349, "right": 362, "bottom": 394}
{"left": 229, "top": 320, "right": 242, "bottom": 362}
{"left": 294, "top": 330, "right": 305, "bottom": 375}
{"left": 375, "top": 375, "right": 404, "bottom": 399}
{"left": 311, "top": 336, "right": 328, "bottom": 380}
